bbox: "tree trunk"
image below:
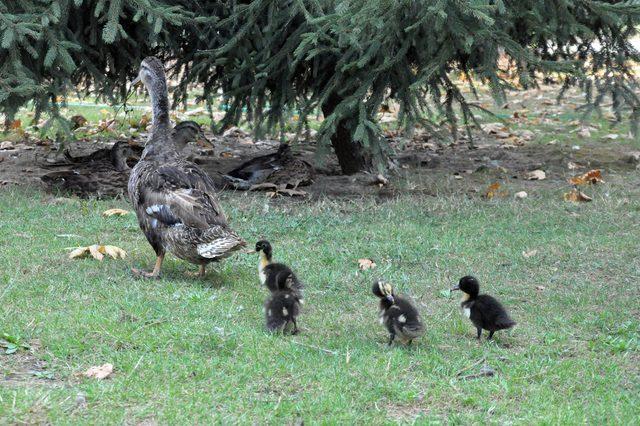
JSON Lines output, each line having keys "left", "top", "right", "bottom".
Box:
{"left": 321, "top": 94, "right": 369, "bottom": 175}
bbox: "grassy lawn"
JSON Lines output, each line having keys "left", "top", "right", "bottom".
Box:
{"left": 1, "top": 173, "right": 639, "bottom": 423}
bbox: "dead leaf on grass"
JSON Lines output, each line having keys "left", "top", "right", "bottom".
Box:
{"left": 102, "top": 208, "right": 129, "bottom": 217}
{"left": 522, "top": 249, "right": 538, "bottom": 258}
{"left": 357, "top": 258, "right": 376, "bottom": 270}
{"left": 484, "top": 182, "right": 508, "bottom": 199}
{"left": 83, "top": 363, "right": 114, "bottom": 379}
{"left": 569, "top": 169, "right": 604, "bottom": 186}
{"left": 68, "top": 245, "right": 127, "bottom": 260}
{"left": 563, "top": 189, "right": 593, "bottom": 202}
{"left": 602, "top": 133, "right": 619, "bottom": 140}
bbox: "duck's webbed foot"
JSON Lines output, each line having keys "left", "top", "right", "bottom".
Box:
{"left": 132, "top": 254, "right": 164, "bottom": 279}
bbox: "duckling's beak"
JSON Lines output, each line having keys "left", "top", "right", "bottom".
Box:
{"left": 385, "top": 295, "right": 395, "bottom": 304}
{"left": 450, "top": 284, "right": 460, "bottom": 292}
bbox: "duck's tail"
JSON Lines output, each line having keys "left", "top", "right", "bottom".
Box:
{"left": 196, "top": 228, "right": 246, "bottom": 259}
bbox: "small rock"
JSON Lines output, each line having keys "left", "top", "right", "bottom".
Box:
{"left": 0, "top": 141, "right": 14, "bottom": 150}
{"left": 525, "top": 170, "right": 546, "bottom": 180}
{"left": 626, "top": 151, "right": 640, "bottom": 164}
{"left": 515, "top": 191, "right": 528, "bottom": 199}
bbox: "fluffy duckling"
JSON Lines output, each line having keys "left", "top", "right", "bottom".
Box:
{"left": 264, "top": 277, "right": 303, "bottom": 334}
{"left": 451, "top": 276, "right": 516, "bottom": 340}
{"left": 254, "top": 240, "right": 303, "bottom": 295}
{"left": 372, "top": 280, "right": 424, "bottom": 346}
{"left": 254, "top": 240, "right": 303, "bottom": 334}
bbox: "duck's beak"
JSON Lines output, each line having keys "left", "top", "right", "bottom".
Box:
{"left": 450, "top": 284, "right": 460, "bottom": 292}
{"left": 385, "top": 295, "right": 395, "bottom": 304}
{"left": 131, "top": 75, "right": 142, "bottom": 87}
{"left": 242, "top": 248, "right": 256, "bottom": 254}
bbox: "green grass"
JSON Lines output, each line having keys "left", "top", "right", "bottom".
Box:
{"left": 1, "top": 179, "right": 639, "bottom": 423}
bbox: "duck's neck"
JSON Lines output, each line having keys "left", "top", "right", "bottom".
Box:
{"left": 142, "top": 79, "right": 174, "bottom": 160}
{"left": 258, "top": 251, "right": 271, "bottom": 271}
{"left": 460, "top": 291, "right": 476, "bottom": 304}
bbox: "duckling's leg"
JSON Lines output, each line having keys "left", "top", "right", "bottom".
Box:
{"left": 290, "top": 318, "right": 299, "bottom": 335}
{"left": 476, "top": 327, "right": 482, "bottom": 339}
{"left": 388, "top": 333, "right": 396, "bottom": 346}
{"left": 487, "top": 331, "right": 495, "bottom": 340}
{"left": 132, "top": 254, "right": 164, "bottom": 279}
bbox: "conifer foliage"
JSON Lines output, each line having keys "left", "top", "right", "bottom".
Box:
{"left": 2, "top": 1, "right": 640, "bottom": 174}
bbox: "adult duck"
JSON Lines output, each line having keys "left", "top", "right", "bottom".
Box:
{"left": 128, "top": 57, "right": 245, "bottom": 278}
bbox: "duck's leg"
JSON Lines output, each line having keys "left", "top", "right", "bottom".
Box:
{"left": 476, "top": 327, "right": 482, "bottom": 339}
{"left": 186, "top": 265, "right": 206, "bottom": 278}
{"left": 487, "top": 330, "right": 495, "bottom": 340}
{"left": 132, "top": 254, "right": 164, "bottom": 279}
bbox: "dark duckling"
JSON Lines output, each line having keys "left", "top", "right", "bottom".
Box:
{"left": 372, "top": 280, "right": 424, "bottom": 346}
{"left": 254, "top": 240, "right": 303, "bottom": 334}
{"left": 450, "top": 276, "right": 516, "bottom": 340}
{"left": 264, "top": 276, "right": 303, "bottom": 334}
{"left": 255, "top": 240, "right": 303, "bottom": 295}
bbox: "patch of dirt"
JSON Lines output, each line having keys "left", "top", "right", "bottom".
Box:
{"left": 0, "top": 123, "right": 637, "bottom": 199}
{"left": 1, "top": 340, "right": 60, "bottom": 387}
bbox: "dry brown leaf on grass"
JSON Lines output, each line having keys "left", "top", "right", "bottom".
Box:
{"left": 564, "top": 189, "right": 593, "bottom": 202}
{"left": 68, "top": 245, "right": 127, "bottom": 260}
{"left": 569, "top": 169, "right": 604, "bottom": 186}
{"left": 83, "top": 363, "right": 114, "bottom": 379}
{"left": 9, "top": 119, "right": 21, "bottom": 130}
{"left": 484, "top": 182, "right": 508, "bottom": 199}
{"left": 522, "top": 249, "right": 538, "bottom": 258}
{"left": 102, "top": 208, "right": 129, "bottom": 217}
{"left": 357, "top": 258, "right": 376, "bottom": 270}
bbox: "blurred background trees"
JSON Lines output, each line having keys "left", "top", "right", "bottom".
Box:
{"left": 2, "top": 0, "right": 639, "bottom": 174}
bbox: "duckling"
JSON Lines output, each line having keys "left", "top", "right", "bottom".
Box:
{"left": 372, "top": 280, "right": 424, "bottom": 346}
{"left": 264, "top": 277, "right": 303, "bottom": 334}
{"left": 450, "top": 276, "right": 516, "bottom": 340}
{"left": 254, "top": 240, "right": 303, "bottom": 295}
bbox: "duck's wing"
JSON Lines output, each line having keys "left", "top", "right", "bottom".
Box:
{"left": 138, "top": 161, "right": 228, "bottom": 229}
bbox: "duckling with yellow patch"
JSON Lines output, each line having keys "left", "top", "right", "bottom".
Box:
{"left": 451, "top": 276, "right": 516, "bottom": 340}
{"left": 372, "top": 280, "right": 424, "bottom": 346}
{"left": 254, "top": 240, "right": 303, "bottom": 334}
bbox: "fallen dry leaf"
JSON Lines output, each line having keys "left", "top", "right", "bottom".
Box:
{"left": 372, "top": 174, "right": 389, "bottom": 187}
{"left": 9, "top": 119, "right": 21, "bottom": 130}
{"left": 68, "top": 245, "right": 127, "bottom": 260}
{"left": 514, "top": 191, "right": 528, "bottom": 199}
{"left": 577, "top": 127, "right": 591, "bottom": 138}
{"left": 567, "top": 161, "right": 579, "bottom": 170}
{"left": 484, "top": 182, "right": 508, "bottom": 199}
{"left": 357, "top": 258, "right": 376, "bottom": 271}
{"left": 602, "top": 133, "right": 619, "bottom": 140}
{"left": 569, "top": 169, "right": 604, "bottom": 186}
{"left": 526, "top": 170, "right": 546, "bottom": 180}
{"left": 102, "top": 208, "right": 129, "bottom": 217}
{"left": 564, "top": 189, "right": 593, "bottom": 202}
{"left": 70, "top": 115, "right": 87, "bottom": 129}
{"left": 522, "top": 249, "right": 538, "bottom": 258}
{"left": 83, "top": 363, "right": 113, "bottom": 379}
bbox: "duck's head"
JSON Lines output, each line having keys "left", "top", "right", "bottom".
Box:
{"left": 372, "top": 280, "right": 395, "bottom": 304}
{"left": 451, "top": 276, "right": 480, "bottom": 300}
{"left": 173, "top": 121, "right": 212, "bottom": 150}
{"left": 111, "top": 141, "right": 140, "bottom": 171}
{"left": 131, "top": 56, "right": 166, "bottom": 92}
{"left": 255, "top": 240, "right": 273, "bottom": 261}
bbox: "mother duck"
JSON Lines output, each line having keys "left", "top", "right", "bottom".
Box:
{"left": 128, "top": 57, "right": 245, "bottom": 278}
